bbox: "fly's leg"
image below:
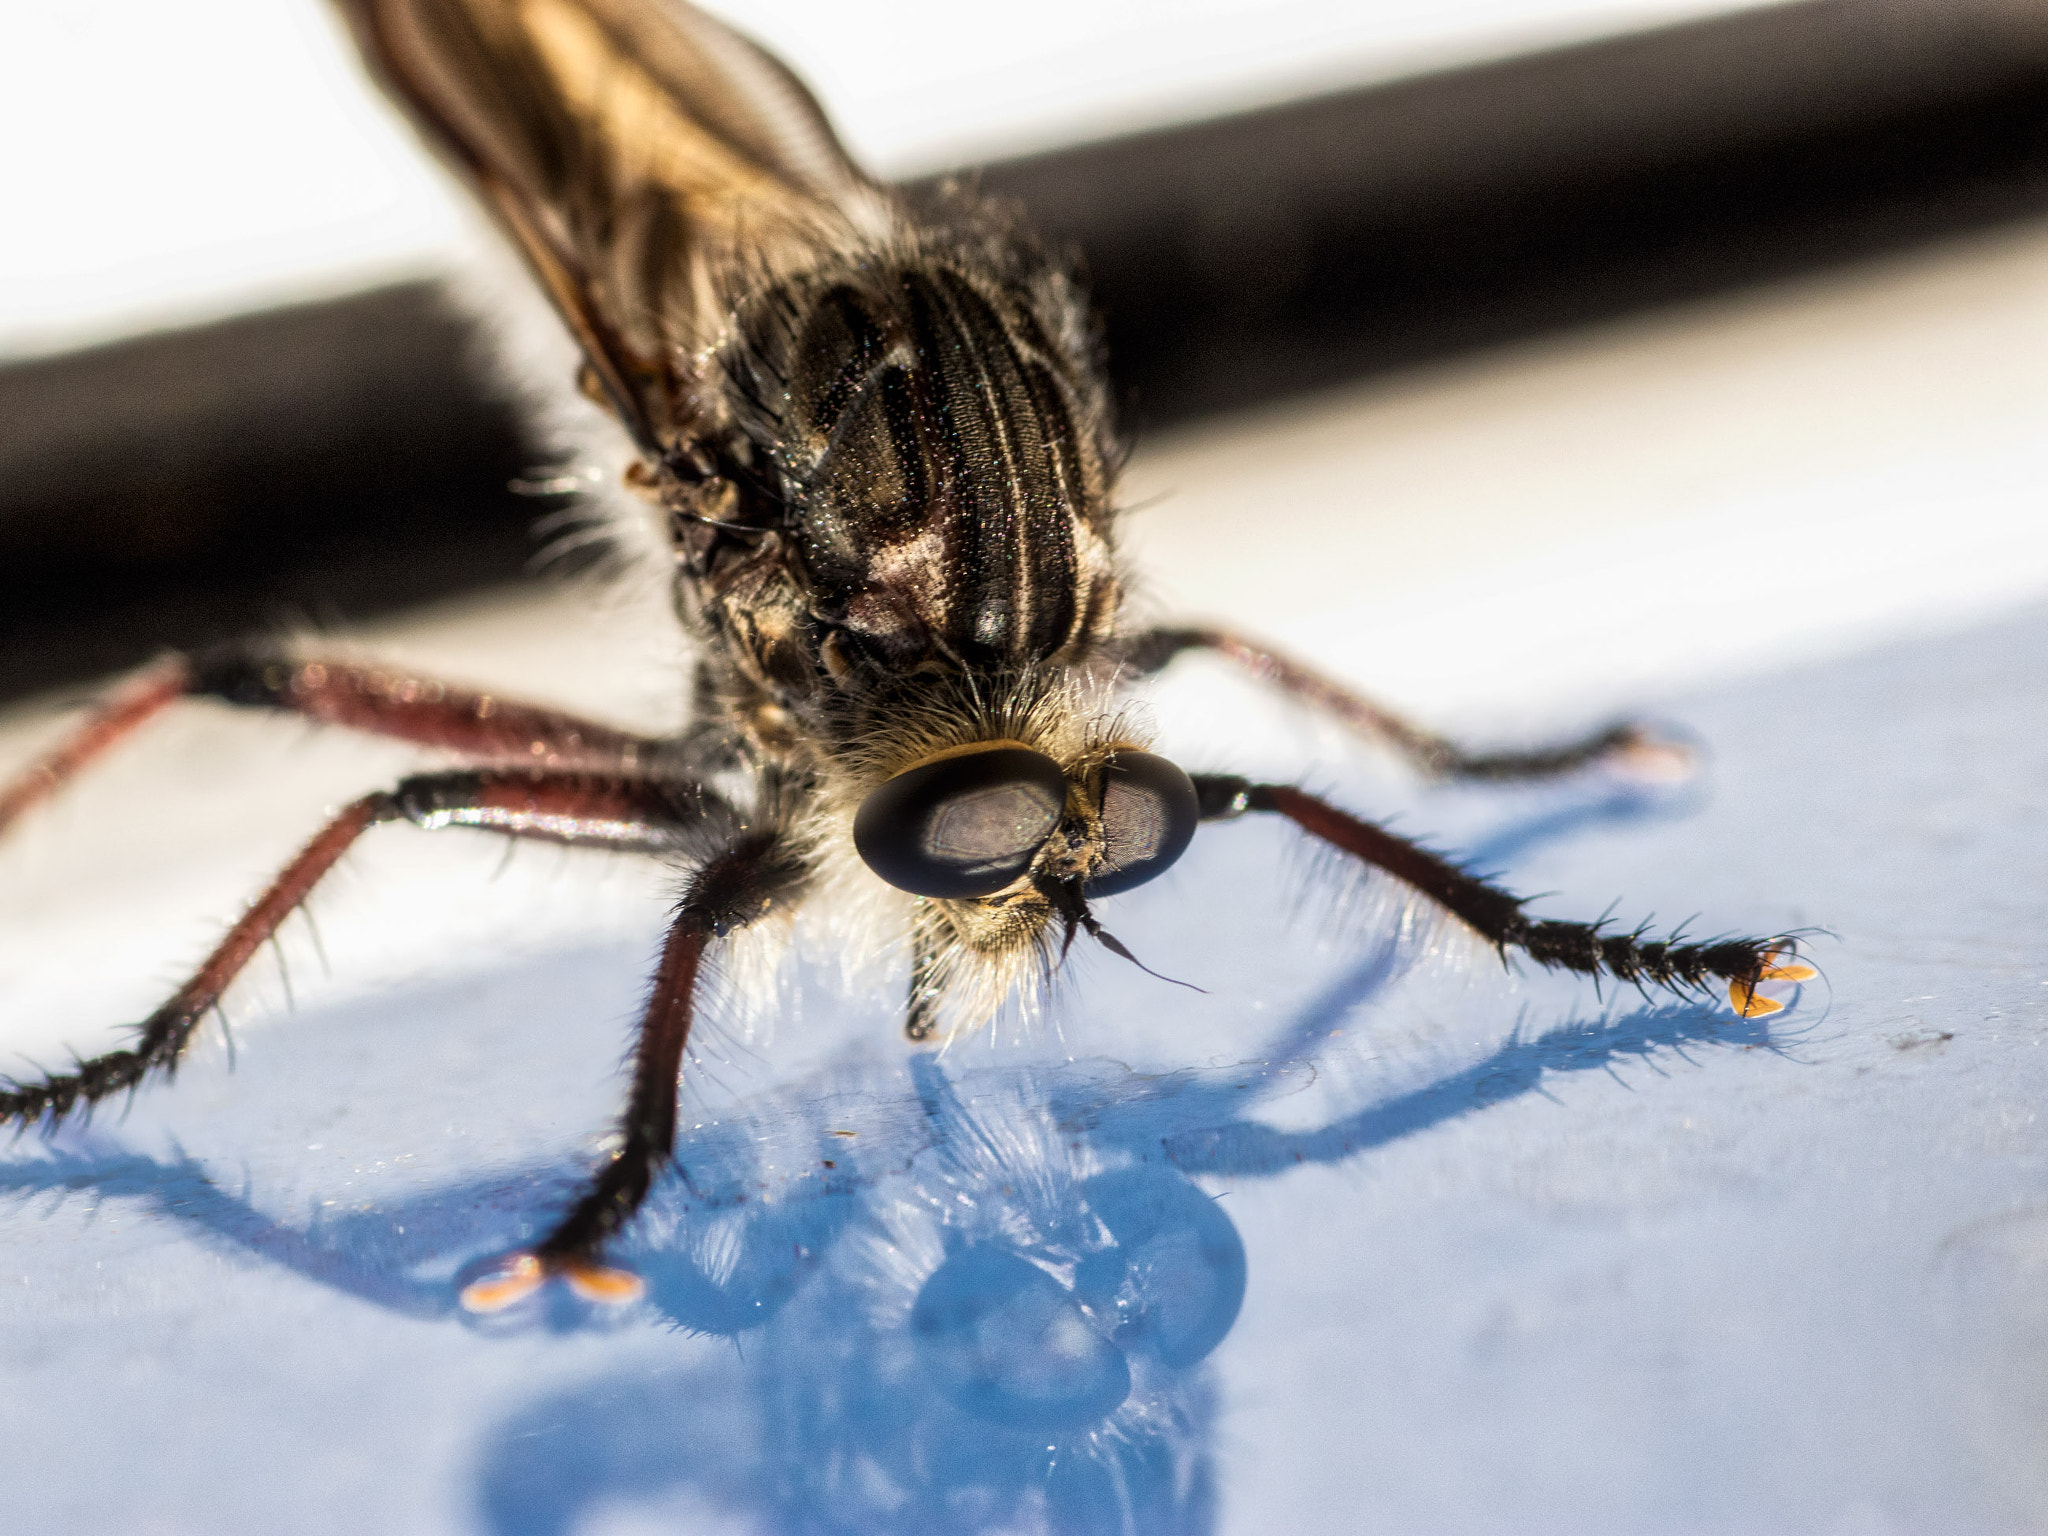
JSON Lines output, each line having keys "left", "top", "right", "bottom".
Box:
{"left": 0, "top": 768, "right": 713, "bottom": 1137}
{"left": 0, "top": 658, "right": 193, "bottom": 835}
{"left": 461, "top": 823, "right": 813, "bottom": 1314}
{"left": 1123, "top": 625, "right": 1687, "bottom": 783}
{"left": 184, "top": 642, "right": 665, "bottom": 768}
{"left": 1192, "top": 775, "right": 1813, "bottom": 1017}
{"left": 0, "top": 792, "right": 388, "bottom": 1128}
{"left": 0, "top": 641, "right": 670, "bottom": 838}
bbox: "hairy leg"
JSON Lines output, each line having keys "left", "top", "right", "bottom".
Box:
{"left": 0, "top": 641, "right": 670, "bottom": 838}
{"left": 1124, "top": 625, "right": 1684, "bottom": 782}
{"left": 461, "top": 822, "right": 814, "bottom": 1312}
{"left": 1191, "top": 774, "right": 1811, "bottom": 1016}
{"left": 0, "top": 769, "right": 716, "bottom": 1129}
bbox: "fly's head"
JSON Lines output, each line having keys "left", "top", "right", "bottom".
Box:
{"left": 835, "top": 674, "right": 1198, "bottom": 1035}
{"left": 854, "top": 738, "right": 1197, "bottom": 908}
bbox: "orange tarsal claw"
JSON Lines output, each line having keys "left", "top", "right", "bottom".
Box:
{"left": 561, "top": 1261, "right": 645, "bottom": 1306}
{"left": 1727, "top": 947, "right": 1813, "bottom": 1019}
{"left": 459, "top": 1253, "right": 546, "bottom": 1314}
{"left": 1728, "top": 985, "right": 1787, "bottom": 1019}
{"left": 457, "top": 1253, "right": 646, "bottom": 1311}
{"left": 1609, "top": 732, "right": 1698, "bottom": 785}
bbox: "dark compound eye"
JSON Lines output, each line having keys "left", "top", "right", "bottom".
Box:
{"left": 1085, "top": 751, "right": 1199, "bottom": 898}
{"left": 854, "top": 747, "right": 1068, "bottom": 898}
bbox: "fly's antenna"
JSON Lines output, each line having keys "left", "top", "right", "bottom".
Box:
{"left": 1077, "top": 909, "right": 1204, "bottom": 994}
{"left": 1044, "top": 877, "right": 1203, "bottom": 992}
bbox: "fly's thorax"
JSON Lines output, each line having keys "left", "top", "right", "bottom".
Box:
{"left": 639, "top": 199, "right": 1130, "bottom": 761}
{"left": 703, "top": 231, "right": 1124, "bottom": 679}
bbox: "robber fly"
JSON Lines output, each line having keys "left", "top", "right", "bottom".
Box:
{"left": 0, "top": 0, "right": 1811, "bottom": 1312}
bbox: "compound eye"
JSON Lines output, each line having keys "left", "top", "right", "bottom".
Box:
{"left": 855, "top": 747, "right": 1068, "bottom": 898}
{"left": 1085, "top": 751, "right": 1199, "bottom": 898}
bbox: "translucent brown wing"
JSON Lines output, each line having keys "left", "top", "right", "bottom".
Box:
{"left": 334, "top": 0, "right": 892, "bottom": 453}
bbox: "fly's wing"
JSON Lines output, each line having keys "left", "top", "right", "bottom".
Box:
{"left": 334, "top": 0, "right": 893, "bottom": 453}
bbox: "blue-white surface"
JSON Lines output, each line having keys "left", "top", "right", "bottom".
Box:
{"left": 0, "top": 593, "right": 2043, "bottom": 1534}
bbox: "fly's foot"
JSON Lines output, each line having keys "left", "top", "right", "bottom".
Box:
{"left": 459, "top": 1253, "right": 546, "bottom": 1313}
{"left": 1727, "top": 948, "right": 1818, "bottom": 1019}
{"left": 560, "top": 1259, "right": 647, "bottom": 1305}
{"left": 1601, "top": 724, "right": 1698, "bottom": 786}
{"left": 458, "top": 1250, "right": 646, "bottom": 1313}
